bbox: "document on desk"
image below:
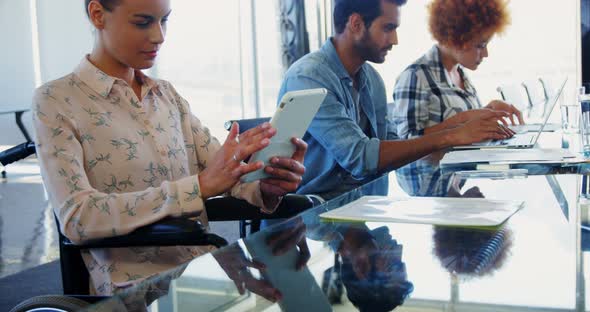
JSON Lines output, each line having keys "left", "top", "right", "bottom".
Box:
{"left": 319, "top": 196, "right": 524, "bottom": 227}
{"left": 440, "top": 148, "right": 576, "bottom": 165}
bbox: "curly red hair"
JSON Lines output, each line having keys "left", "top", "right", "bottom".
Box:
{"left": 428, "top": 0, "right": 510, "bottom": 49}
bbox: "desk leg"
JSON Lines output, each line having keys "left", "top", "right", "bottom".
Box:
{"left": 15, "top": 111, "right": 32, "bottom": 142}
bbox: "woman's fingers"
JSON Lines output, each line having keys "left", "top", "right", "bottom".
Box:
{"left": 265, "top": 162, "right": 304, "bottom": 182}
{"left": 232, "top": 278, "right": 246, "bottom": 295}
{"left": 497, "top": 117, "right": 509, "bottom": 127}
{"left": 513, "top": 106, "right": 525, "bottom": 124}
{"left": 296, "top": 239, "right": 311, "bottom": 271}
{"left": 232, "top": 138, "right": 271, "bottom": 163}
{"left": 290, "top": 137, "right": 307, "bottom": 162}
{"left": 244, "top": 278, "right": 283, "bottom": 302}
{"left": 231, "top": 161, "right": 264, "bottom": 178}
{"left": 260, "top": 180, "right": 293, "bottom": 196}
{"left": 508, "top": 114, "right": 516, "bottom": 125}
{"left": 239, "top": 123, "right": 275, "bottom": 145}
{"left": 244, "top": 259, "right": 267, "bottom": 271}
{"left": 261, "top": 178, "right": 298, "bottom": 192}
{"left": 268, "top": 157, "right": 305, "bottom": 174}
{"left": 225, "top": 122, "right": 240, "bottom": 145}
{"left": 267, "top": 225, "right": 305, "bottom": 255}
{"left": 267, "top": 225, "right": 299, "bottom": 246}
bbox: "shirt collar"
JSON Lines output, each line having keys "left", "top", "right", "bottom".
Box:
{"left": 321, "top": 38, "right": 369, "bottom": 89}
{"left": 74, "top": 56, "right": 158, "bottom": 98}
{"left": 425, "top": 45, "right": 476, "bottom": 94}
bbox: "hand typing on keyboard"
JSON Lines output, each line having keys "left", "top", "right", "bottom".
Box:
{"left": 448, "top": 111, "right": 515, "bottom": 146}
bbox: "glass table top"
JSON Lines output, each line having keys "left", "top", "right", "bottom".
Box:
{"left": 83, "top": 129, "right": 590, "bottom": 311}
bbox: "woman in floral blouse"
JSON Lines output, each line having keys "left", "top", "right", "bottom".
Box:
{"left": 32, "top": 0, "right": 307, "bottom": 295}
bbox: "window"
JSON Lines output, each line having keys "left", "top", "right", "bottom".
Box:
{"left": 155, "top": 1, "right": 245, "bottom": 139}
{"left": 372, "top": 1, "right": 580, "bottom": 109}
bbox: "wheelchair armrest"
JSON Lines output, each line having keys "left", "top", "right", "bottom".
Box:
{"left": 61, "top": 217, "right": 228, "bottom": 249}
{"left": 205, "top": 194, "right": 315, "bottom": 221}
{"left": 0, "top": 141, "right": 36, "bottom": 166}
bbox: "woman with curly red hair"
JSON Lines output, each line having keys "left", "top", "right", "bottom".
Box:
{"left": 391, "top": 0, "right": 520, "bottom": 140}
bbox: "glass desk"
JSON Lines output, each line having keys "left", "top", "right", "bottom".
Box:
{"left": 86, "top": 131, "right": 590, "bottom": 312}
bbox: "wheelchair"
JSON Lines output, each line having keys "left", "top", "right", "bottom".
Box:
{"left": 1, "top": 138, "right": 318, "bottom": 311}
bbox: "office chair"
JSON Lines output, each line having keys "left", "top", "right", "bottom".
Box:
{"left": 496, "top": 83, "right": 531, "bottom": 116}
{"left": 522, "top": 79, "right": 549, "bottom": 119}
{"left": 0, "top": 141, "right": 316, "bottom": 297}
{"left": 539, "top": 77, "right": 565, "bottom": 99}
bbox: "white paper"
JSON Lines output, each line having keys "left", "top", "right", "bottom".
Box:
{"left": 440, "top": 148, "right": 576, "bottom": 165}
{"left": 319, "top": 196, "right": 524, "bottom": 227}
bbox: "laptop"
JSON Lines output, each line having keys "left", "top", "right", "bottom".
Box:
{"left": 455, "top": 77, "right": 567, "bottom": 149}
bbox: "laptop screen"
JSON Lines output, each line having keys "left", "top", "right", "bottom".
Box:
{"left": 531, "top": 77, "right": 568, "bottom": 144}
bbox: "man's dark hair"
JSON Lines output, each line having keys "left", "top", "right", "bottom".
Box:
{"left": 84, "top": 0, "right": 121, "bottom": 17}
{"left": 339, "top": 226, "right": 413, "bottom": 312}
{"left": 333, "top": 0, "right": 407, "bottom": 34}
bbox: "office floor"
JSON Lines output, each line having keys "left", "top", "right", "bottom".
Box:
{"left": 0, "top": 146, "right": 240, "bottom": 280}
{"left": 0, "top": 152, "right": 57, "bottom": 279}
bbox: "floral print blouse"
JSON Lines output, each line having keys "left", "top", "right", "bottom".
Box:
{"left": 32, "top": 57, "right": 270, "bottom": 295}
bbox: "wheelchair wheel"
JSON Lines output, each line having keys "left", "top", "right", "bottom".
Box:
{"left": 9, "top": 295, "right": 90, "bottom": 312}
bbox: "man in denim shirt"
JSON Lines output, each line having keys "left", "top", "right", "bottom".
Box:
{"left": 278, "top": 0, "right": 512, "bottom": 199}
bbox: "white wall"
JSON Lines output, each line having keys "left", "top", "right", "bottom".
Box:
{"left": 36, "top": 0, "right": 93, "bottom": 83}
{"left": 0, "top": 0, "right": 93, "bottom": 144}
{"left": 0, "top": 0, "right": 36, "bottom": 144}
{"left": 0, "top": 0, "right": 36, "bottom": 111}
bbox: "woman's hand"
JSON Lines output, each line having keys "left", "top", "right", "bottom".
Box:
{"left": 266, "top": 217, "right": 310, "bottom": 270}
{"left": 260, "top": 137, "right": 307, "bottom": 208}
{"left": 455, "top": 108, "right": 508, "bottom": 125}
{"left": 213, "top": 245, "right": 283, "bottom": 302}
{"left": 486, "top": 100, "right": 525, "bottom": 125}
{"left": 199, "top": 122, "right": 276, "bottom": 199}
{"left": 433, "top": 108, "right": 511, "bottom": 134}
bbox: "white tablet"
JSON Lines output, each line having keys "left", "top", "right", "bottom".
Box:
{"left": 243, "top": 232, "right": 332, "bottom": 311}
{"left": 241, "top": 88, "right": 327, "bottom": 183}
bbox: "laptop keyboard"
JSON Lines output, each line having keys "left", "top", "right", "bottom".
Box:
{"left": 485, "top": 134, "right": 535, "bottom": 147}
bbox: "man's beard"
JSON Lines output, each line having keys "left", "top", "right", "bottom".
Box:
{"left": 355, "top": 31, "right": 389, "bottom": 63}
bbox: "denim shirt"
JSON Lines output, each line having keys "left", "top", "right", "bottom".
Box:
{"left": 278, "top": 39, "right": 397, "bottom": 199}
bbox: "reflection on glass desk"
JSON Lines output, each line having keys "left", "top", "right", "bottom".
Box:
{"left": 396, "top": 131, "right": 590, "bottom": 198}
{"left": 86, "top": 171, "right": 589, "bottom": 312}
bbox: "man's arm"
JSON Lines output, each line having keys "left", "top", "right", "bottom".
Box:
{"left": 378, "top": 111, "right": 511, "bottom": 171}
{"left": 282, "top": 75, "right": 381, "bottom": 179}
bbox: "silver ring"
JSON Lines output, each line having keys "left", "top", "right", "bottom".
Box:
{"left": 232, "top": 154, "right": 238, "bottom": 162}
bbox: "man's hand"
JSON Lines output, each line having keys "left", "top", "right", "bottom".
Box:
{"left": 448, "top": 111, "right": 515, "bottom": 146}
